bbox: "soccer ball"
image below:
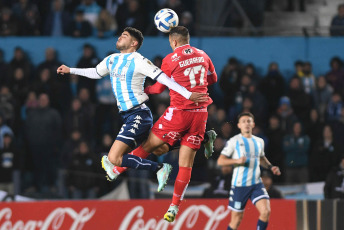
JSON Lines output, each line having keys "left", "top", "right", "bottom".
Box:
{"left": 154, "top": 8, "right": 179, "bottom": 33}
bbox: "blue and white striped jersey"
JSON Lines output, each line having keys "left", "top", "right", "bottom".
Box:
{"left": 96, "top": 52, "right": 162, "bottom": 112}
{"left": 221, "top": 134, "right": 265, "bottom": 187}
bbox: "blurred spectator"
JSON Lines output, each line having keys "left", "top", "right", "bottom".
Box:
{"left": 310, "top": 125, "right": 340, "bottom": 182}
{"left": 243, "top": 63, "right": 259, "bottom": 82}
{"left": 325, "top": 57, "right": 344, "bottom": 97}
{"left": 330, "top": 4, "right": 344, "bottom": 36}
{"left": 76, "top": 44, "right": 100, "bottom": 99}
{"left": 208, "top": 108, "right": 226, "bottom": 135}
{"left": 314, "top": 76, "right": 333, "bottom": 121}
{"left": 7, "top": 47, "right": 32, "bottom": 82}
{"left": 0, "top": 86, "right": 15, "bottom": 125}
{"left": 105, "top": 0, "right": 123, "bottom": 16}
{"left": 19, "top": 3, "right": 41, "bottom": 36}
{"left": 287, "top": 77, "right": 311, "bottom": 122}
{"left": 36, "top": 48, "right": 62, "bottom": 78}
{"left": 0, "top": 133, "right": 19, "bottom": 194}
{"left": 163, "top": 0, "right": 186, "bottom": 16}
{"left": 283, "top": 121, "right": 310, "bottom": 183}
{"left": 326, "top": 93, "right": 343, "bottom": 121}
{"left": 60, "top": 129, "right": 82, "bottom": 168}
{"left": 69, "top": 9, "right": 93, "bottom": 37}
{"left": 44, "top": 0, "right": 71, "bottom": 36}
{"left": 265, "top": 115, "right": 285, "bottom": 183}
{"left": 76, "top": 0, "right": 102, "bottom": 26}
{"left": 95, "top": 9, "right": 117, "bottom": 38}
{"left": 63, "top": 98, "right": 93, "bottom": 141}
{"left": 0, "top": 113, "right": 13, "bottom": 149}
{"left": 276, "top": 96, "right": 298, "bottom": 134}
{"left": 25, "top": 93, "right": 62, "bottom": 193}
{"left": 247, "top": 83, "right": 267, "bottom": 125}
{"left": 9, "top": 67, "right": 29, "bottom": 105}
{"left": 305, "top": 109, "right": 324, "bottom": 151}
{"left": 292, "top": 60, "right": 304, "bottom": 78}
{"left": 0, "top": 49, "right": 8, "bottom": 85}
{"left": 0, "top": 8, "right": 18, "bottom": 36}
{"left": 20, "top": 91, "right": 38, "bottom": 121}
{"left": 259, "top": 62, "right": 285, "bottom": 113}
{"left": 219, "top": 57, "right": 241, "bottom": 110}
{"left": 299, "top": 62, "right": 316, "bottom": 95}
{"left": 261, "top": 170, "right": 283, "bottom": 198}
{"left": 96, "top": 133, "right": 113, "bottom": 157}
{"left": 202, "top": 165, "right": 232, "bottom": 198}
{"left": 66, "top": 141, "right": 99, "bottom": 199}
{"left": 116, "top": 0, "right": 147, "bottom": 34}
{"left": 330, "top": 107, "right": 344, "bottom": 153}
{"left": 324, "top": 155, "right": 344, "bottom": 199}
{"left": 179, "top": 11, "right": 194, "bottom": 35}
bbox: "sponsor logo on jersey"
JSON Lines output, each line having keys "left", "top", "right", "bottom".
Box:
{"left": 183, "top": 48, "right": 194, "bottom": 55}
{"left": 179, "top": 57, "right": 205, "bottom": 67}
{"left": 171, "top": 53, "right": 180, "bottom": 62}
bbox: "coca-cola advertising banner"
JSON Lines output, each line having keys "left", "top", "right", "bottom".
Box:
{"left": 0, "top": 199, "right": 296, "bottom": 230}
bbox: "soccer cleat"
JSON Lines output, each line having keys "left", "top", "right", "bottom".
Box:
{"left": 204, "top": 130, "right": 217, "bottom": 159}
{"left": 157, "top": 163, "right": 172, "bottom": 192}
{"left": 164, "top": 205, "right": 179, "bottom": 222}
{"left": 101, "top": 156, "right": 119, "bottom": 181}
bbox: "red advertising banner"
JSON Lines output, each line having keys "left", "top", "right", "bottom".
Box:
{"left": 0, "top": 199, "right": 296, "bottom": 230}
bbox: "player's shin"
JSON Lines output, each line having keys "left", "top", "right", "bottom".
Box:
{"left": 257, "top": 219, "right": 268, "bottom": 230}
{"left": 172, "top": 167, "right": 192, "bottom": 206}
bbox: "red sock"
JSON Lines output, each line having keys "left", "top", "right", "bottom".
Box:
{"left": 172, "top": 167, "right": 192, "bottom": 206}
{"left": 112, "top": 146, "right": 151, "bottom": 175}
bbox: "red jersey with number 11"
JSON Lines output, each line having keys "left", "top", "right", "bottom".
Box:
{"left": 160, "top": 44, "right": 217, "bottom": 110}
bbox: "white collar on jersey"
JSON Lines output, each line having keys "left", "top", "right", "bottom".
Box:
{"left": 174, "top": 44, "right": 190, "bottom": 51}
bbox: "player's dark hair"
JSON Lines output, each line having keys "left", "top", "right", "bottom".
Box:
{"left": 124, "top": 27, "right": 144, "bottom": 51}
{"left": 237, "top": 112, "right": 255, "bottom": 121}
{"left": 169, "top": 26, "right": 190, "bottom": 44}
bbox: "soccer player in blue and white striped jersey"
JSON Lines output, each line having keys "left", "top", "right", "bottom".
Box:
{"left": 57, "top": 27, "right": 207, "bottom": 185}
{"left": 217, "top": 112, "right": 281, "bottom": 230}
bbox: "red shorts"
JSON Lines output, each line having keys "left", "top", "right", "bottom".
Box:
{"left": 151, "top": 107, "right": 208, "bottom": 150}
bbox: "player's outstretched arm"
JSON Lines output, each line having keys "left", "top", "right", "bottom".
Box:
{"left": 57, "top": 65, "right": 102, "bottom": 79}
{"left": 260, "top": 156, "right": 281, "bottom": 176}
{"left": 57, "top": 65, "right": 70, "bottom": 75}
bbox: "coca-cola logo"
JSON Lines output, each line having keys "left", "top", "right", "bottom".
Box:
{"left": 0, "top": 207, "right": 96, "bottom": 230}
{"left": 119, "top": 204, "right": 230, "bottom": 230}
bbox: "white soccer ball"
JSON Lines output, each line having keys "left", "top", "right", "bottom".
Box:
{"left": 154, "top": 8, "right": 179, "bottom": 33}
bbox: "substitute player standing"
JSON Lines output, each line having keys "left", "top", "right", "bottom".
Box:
{"left": 217, "top": 112, "right": 281, "bottom": 230}
{"left": 106, "top": 26, "right": 218, "bottom": 222}
{"left": 57, "top": 27, "right": 207, "bottom": 190}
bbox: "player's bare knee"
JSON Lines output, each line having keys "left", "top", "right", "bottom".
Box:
{"left": 108, "top": 155, "right": 122, "bottom": 166}
{"left": 259, "top": 207, "right": 271, "bottom": 220}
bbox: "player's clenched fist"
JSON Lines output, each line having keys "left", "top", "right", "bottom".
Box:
{"left": 57, "top": 65, "right": 70, "bottom": 75}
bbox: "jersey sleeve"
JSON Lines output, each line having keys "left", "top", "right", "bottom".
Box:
{"left": 96, "top": 55, "right": 111, "bottom": 77}
{"left": 137, "top": 58, "right": 162, "bottom": 80}
{"left": 206, "top": 55, "right": 217, "bottom": 85}
{"left": 144, "top": 82, "right": 167, "bottom": 94}
{"left": 221, "top": 138, "right": 235, "bottom": 157}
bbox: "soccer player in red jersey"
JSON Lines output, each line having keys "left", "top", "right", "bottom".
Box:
{"left": 116, "top": 26, "right": 218, "bottom": 222}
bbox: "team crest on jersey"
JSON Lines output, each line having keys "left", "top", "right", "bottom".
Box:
{"left": 182, "top": 48, "right": 194, "bottom": 55}
{"left": 171, "top": 53, "right": 180, "bottom": 62}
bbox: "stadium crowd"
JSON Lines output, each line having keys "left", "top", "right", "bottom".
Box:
{"left": 0, "top": 42, "right": 344, "bottom": 200}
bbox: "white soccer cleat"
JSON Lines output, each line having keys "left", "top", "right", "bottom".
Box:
{"left": 164, "top": 204, "right": 179, "bottom": 222}
{"left": 101, "top": 156, "right": 119, "bottom": 181}
{"left": 157, "top": 163, "right": 172, "bottom": 192}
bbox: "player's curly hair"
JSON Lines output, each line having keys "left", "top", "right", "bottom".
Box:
{"left": 169, "top": 26, "right": 190, "bottom": 44}
{"left": 124, "top": 27, "right": 144, "bottom": 51}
